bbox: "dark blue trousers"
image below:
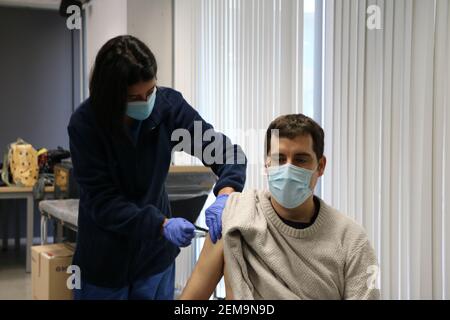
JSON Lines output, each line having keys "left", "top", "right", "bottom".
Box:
{"left": 73, "top": 263, "right": 175, "bottom": 300}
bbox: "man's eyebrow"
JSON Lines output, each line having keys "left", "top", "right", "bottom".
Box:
{"left": 294, "top": 152, "right": 313, "bottom": 157}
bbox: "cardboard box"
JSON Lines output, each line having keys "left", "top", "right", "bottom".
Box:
{"left": 31, "top": 243, "right": 75, "bottom": 300}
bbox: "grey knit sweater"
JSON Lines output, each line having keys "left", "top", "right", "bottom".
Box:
{"left": 222, "top": 190, "right": 381, "bottom": 300}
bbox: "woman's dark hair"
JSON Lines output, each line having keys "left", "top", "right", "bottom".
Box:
{"left": 89, "top": 35, "right": 157, "bottom": 135}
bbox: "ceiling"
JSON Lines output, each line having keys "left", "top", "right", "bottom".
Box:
{"left": 0, "top": 0, "right": 61, "bottom": 10}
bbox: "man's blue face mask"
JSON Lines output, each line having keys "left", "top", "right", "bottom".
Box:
{"left": 267, "top": 163, "right": 317, "bottom": 209}
{"left": 126, "top": 87, "right": 157, "bottom": 121}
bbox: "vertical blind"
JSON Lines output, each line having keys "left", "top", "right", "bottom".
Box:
{"left": 174, "top": 0, "right": 450, "bottom": 300}
{"left": 174, "top": 0, "right": 315, "bottom": 298}
{"left": 323, "top": 0, "right": 450, "bottom": 299}
{"left": 174, "top": 0, "right": 310, "bottom": 190}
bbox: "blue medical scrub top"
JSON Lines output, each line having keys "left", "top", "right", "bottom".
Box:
{"left": 68, "top": 87, "right": 247, "bottom": 288}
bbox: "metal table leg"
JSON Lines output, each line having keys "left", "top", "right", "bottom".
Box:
{"left": 40, "top": 214, "right": 48, "bottom": 245}
{"left": 1, "top": 201, "right": 6, "bottom": 251}
{"left": 26, "top": 195, "right": 33, "bottom": 273}
{"left": 2, "top": 201, "right": 9, "bottom": 251}
{"left": 14, "top": 200, "right": 20, "bottom": 251}
{"left": 55, "top": 222, "right": 63, "bottom": 243}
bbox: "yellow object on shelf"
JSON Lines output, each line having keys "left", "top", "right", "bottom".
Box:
{"left": 8, "top": 139, "right": 39, "bottom": 187}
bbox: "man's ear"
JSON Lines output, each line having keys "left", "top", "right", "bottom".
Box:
{"left": 318, "top": 156, "right": 327, "bottom": 177}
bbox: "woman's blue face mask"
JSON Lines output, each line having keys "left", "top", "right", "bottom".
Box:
{"left": 126, "top": 87, "right": 157, "bottom": 121}
{"left": 267, "top": 163, "right": 317, "bottom": 209}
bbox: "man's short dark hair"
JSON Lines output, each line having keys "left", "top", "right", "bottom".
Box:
{"left": 265, "top": 114, "right": 325, "bottom": 161}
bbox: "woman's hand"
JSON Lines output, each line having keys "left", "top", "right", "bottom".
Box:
{"left": 205, "top": 187, "right": 234, "bottom": 244}
{"left": 162, "top": 218, "right": 195, "bottom": 247}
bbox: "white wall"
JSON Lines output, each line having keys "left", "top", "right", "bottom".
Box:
{"left": 85, "top": 0, "right": 128, "bottom": 75}
{"left": 84, "top": 0, "right": 173, "bottom": 87}
{"left": 173, "top": 0, "right": 197, "bottom": 105}
{"left": 127, "top": 0, "right": 173, "bottom": 87}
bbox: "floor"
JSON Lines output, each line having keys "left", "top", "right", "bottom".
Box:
{"left": 0, "top": 238, "right": 218, "bottom": 300}
{"left": 0, "top": 241, "right": 31, "bottom": 300}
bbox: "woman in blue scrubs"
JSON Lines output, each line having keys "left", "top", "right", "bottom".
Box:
{"left": 68, "top": 35, "right": 247, "bottom": 300}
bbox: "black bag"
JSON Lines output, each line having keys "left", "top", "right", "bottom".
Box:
{"left": 39, "top": 147, "right": 71, "bottom": 174}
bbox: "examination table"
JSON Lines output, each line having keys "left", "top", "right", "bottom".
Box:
{"left": 38, "top": 166, "right": 217, "bottom": 297}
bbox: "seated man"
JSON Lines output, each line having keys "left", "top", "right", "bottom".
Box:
{"left": 180, "top": 114, "right": 380, "bottom": 300}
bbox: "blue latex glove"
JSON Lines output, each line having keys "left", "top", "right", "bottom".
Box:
{"left": 205, "top": 194, "right": 229, "bottom": 244}
{"left": 163, "top": 218, "right": 195, "bottom": 248}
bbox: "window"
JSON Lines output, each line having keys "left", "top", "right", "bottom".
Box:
{"left": 174, "top": 0, "right": 324, "bottom": 299}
